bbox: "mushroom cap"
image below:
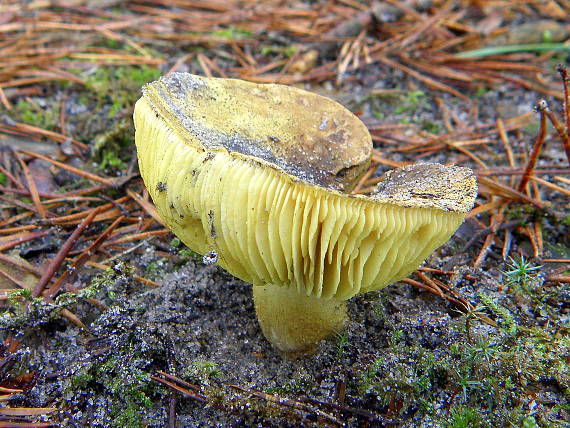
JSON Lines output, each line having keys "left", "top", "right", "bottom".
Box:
{"left": 134, "top": 73, "right": 477, "bottom": 300}
{"left": 139, "top": 73, "right": 371, "bottom": 192}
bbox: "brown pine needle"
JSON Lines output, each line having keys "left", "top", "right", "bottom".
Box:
{"left": 151, "top": 375, "right": 207, "bottom": 402}
{"left": 529, "top": 175, "right": 570, "bottom": 197}
{"left": 466, "top": 200, "right": 505, "bottom": 219}
{"left": 44, "top": 215, "right": 126, "bottom": 298}
{"left": 352, "top": 163, "right": 377, "bottom": 194}
{"left": 13, "top": 151, "right": 46, "bottom": 219}
{"left": 12, "top": 122, "right": 88, "bottom": 150}
{"left": 0, "top": 253, "right": 41, "bottom": 276}
{"left": 525, "top": 224, "right": 541, "bottom": 258}
{"left": 0, "top": 267, "right": 33, "bottom": 289}
{"left": 544, "top": 109, "right": 570, "bottom": 164}
{"left": 554, "top": 175, "right": 570, "bottom": 185}
{"left": 557, "top": 65, "right": 570, "bottom": 135}
{"left": 0, "top": 407, "right": 56, "bottom": 416}
{"left": 126, "top": 189, "right": 164, "bottom": 225}
{"left": 32, "top": 208, "right": 100, "bottom": 298}
{"left": 518, "top": 100, "right": 548, "bottom": 192}
{"left": 375, "top": 54, "right": 470, "bottom": 102}
{"left": 60, "top": 307, "right": 88, "bottom": 331}
{"left": 478, "top": 176, "right": 548, "bottom": 209}
{"left": 45, "top": 196, "right": 130, "bottom": 224}
{"left": 0, "top": 225, "right": 38, "bottom": 234}
{"left": 86, "top": 261, "right": 159, "bottom": 287}
{"left": 103, "top": 229, "right": 170, "bottom": 247}
{"left": 0, "top": 230, "right": 50, "bottom": 252}
{"left": 19, "top": 150, "right": 113, "bottom": 186}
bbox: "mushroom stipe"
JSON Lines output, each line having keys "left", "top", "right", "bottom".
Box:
{"left": 134, "top": 73, "right": 477, "bottom": 353}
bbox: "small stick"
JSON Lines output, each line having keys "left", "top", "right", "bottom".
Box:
{"left": 86, "top": 261, "right": 159, "bottom": 287}
{"left": 0, "top": 230, "right": 50, "bottom": 252}
{"left": 44, "top": 215, "right": 126, "bottom": 298}
{"left": 19, "top": 150, "right": 113, "bottom": 186}
{"left": 151, "top": 375, "right": 207, "bottom": 403}
{"left": 168, "top": 393, "right": 177, "bottom": 428}
{"left": 0, "top": 225, "right": 37, "bottom": 234}
{"left": 502, "top": 229, "right": 512, "bottom": 260}
{"left": 518, "top": 101, "right": 547, "bottom": 192}
{"left": 32, "top": 209, "right": 99, "bottom": 298}
{"left": 478, "top": 176, "right": 547, "bottom": 209}
{"left": 546, "top": 275, "right": 570, "bottom": 283}
{"left": 0, "top": 253, "right": 41, "bottom": 276}
{"left": 557, "top": 64, "right": 570, "bottom": 138}
{"left": 0, "top": 165, "right": 26, "bottom": 190}
{"left": 229, "top": 384, "right": 342, "bottom": 425}
{"left": 13, "top": 151, "right": 46, "bottom": 219}
{"left": 544, "top": 108, "right": 570, "bottom": 164}
{"left": 496, "top": 118, "right": 516, "bottom": 187}
{"left": 0, "top": 267, "right": 32, "bottom": 289}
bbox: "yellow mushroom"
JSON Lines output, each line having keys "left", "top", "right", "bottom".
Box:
{"left": 134, "top": 73, "right": 477, "bottom": 352}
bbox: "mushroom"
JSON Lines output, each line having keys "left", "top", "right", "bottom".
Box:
{"left": 134, "top": 73, "right": 477, "bottom": 352}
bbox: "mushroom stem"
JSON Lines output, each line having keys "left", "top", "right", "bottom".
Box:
{"left": 252, "top": 284, "right": 347, "bottom": 353}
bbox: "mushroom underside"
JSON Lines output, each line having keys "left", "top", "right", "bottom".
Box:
{"left": 136, "top": 98, "right": 465, "bottom": 300}
{"left": 135, "top": 97, "right": 469, "bottom": 351}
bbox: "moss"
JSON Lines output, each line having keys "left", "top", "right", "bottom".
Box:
{"left": 357, "top": 356, "right": 383, "bottom": 394}
{"left": 208, "top": 26, "right": 252, "bottom": 40}
{"left": 13, "top": 98, "right": 59, "bottom": 130}
{"left": 91, "top": 119, "right": 134, "bottom": 173}
{"left": 335, "top": 330, "right": 349, "bottom": 358}
{"left": 70, "top": 368, "right": 94, "bottom": 390}
{"left": 81, "top": 65, "right": 162, "bottom": 173}
{"left": 190, "top": 360, "right": 222, "bottom": 378}
{"left": 260, "top": 44, "right": 297, "bottom": 58}
{"left": 339, "top": 301, "right": 568, "bottom": 425}
{"left": 446, "top": 406, "right": 480, "bottom": 427}
{"left": 0, "top": 295, "right": 65, "bottom": 332}
{"left": 265, "top": 377, "right": 313, "bottom": 395}
{"left": 420, "top": 119, "right": 442, "bottom": 133}
{"left": 505, "top": 204, "right": 541, "bottom": 224}
{"left": 395, "top": 90, "right": 427, "bottom": 114}
{"left": 478, "top": 292, "right": 517, "bottom": 336}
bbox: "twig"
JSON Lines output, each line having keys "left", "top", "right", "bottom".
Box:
{"left": 151, "top": 375, "right": 207, "bottom": 403}
{"left": 13, "top": 151, "right": 46, "bottom": 219}
{"left": 0, "top": 231, "right": 50, "bottom": 252}
{"left": 44, "top": 215, "right": 126, "bottom": 298}
{"left": 32, "top": 209, "right": 100, "bottom": 298}
{"left": 478, "top": 176, "right": 548, "bottom": 209}
{"left": 19, "top": 150, "right": 113, "bottom": 186}
{"left": 229, "top": 384, "right": 343, "bottom": 425}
